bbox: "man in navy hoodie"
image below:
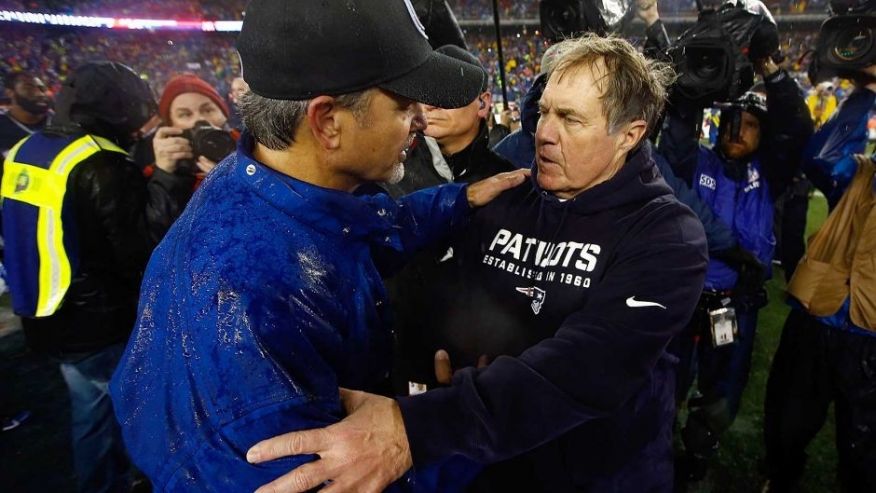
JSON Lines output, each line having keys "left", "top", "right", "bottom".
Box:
{"left": 247, "top": 34, "right": 708, "bottom": 493}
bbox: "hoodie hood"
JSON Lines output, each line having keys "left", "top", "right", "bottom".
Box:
{"left": 530, "top": 140, "right": 675, "bottom": 215}
{"left": 521, "top": 73, "right": 547, "bottom": 136}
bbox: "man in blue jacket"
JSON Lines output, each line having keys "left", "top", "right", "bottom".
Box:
{"left": 247, "top": 34, "right": 708, "bottom": 493}
{"left": 108, "top": 1, "right": 528, "bottom": 492}
{"left": 658, "top": 56, "right": 813, "bottom": 483}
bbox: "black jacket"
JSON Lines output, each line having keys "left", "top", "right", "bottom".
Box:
{"left": 396, "top": 145, "right": 708, "bottom": 490}
{"left": 20, "top": 135, "right": 193, "bottom": 355}
{"left": 385, "top": 120, "right": 515, "bottom": 391}
{"left": 384, "top": 121, "right": 514, "bottom": 198}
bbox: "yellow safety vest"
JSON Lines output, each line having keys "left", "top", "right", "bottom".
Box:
{"left": 0, "top": 133, "right": 127, "bottom": 317}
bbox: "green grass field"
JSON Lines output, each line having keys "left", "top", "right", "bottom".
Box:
{"left": 691, "top": 192, "right": 836, "bottom": 493}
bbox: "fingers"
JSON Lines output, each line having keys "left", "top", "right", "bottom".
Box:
{"left": 247, "top": 428, "right": 328, "bottom": 464}
{"left": 434, "top": 349, "right": 453, "bottom": 385}
{"left": 253, "top": 461, "right": 333, "bottom": 493}
{"left": 466, "top": 168, "right": 531, "bottom": 207}
{"left": 154, "top": 126, "right": 184, "bottom": 139}
{"left": 196, "top": 156, "right": 217, "bottom": 174}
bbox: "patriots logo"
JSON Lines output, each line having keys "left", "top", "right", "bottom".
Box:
{"left": 516, "top": 286, "right": 546, "bottom": 315}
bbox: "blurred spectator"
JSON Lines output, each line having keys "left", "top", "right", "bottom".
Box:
{"left": 807, "top": 81, "right": 839, "bottom": 128}
{"left": 0, "top": 71, "right": 51, "bottom": 158}
{"left": 226, "top": 75, "right": 248, "bottom": 131}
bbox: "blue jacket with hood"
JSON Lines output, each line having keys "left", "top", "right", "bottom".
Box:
{"left": 795, "top": 87, "right": 875, "bottom": 335}
{"left": 109, "top": 134, "right": 473, "bottom": 492}
{"left": 658, "top": 70, "right": 813, "bottom": 291}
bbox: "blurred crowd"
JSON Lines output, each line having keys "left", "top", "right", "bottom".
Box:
{"left": 0, "top": 22, "right": 837, "bottom": 112}
{"left": 1, "top": 26, "right": 240, "bottom": 104}
{"left": 0, "top": 0, "right": 834, "bottom": 19}
{"left": 0, "top": 0, "right": 248, "bottom": 19}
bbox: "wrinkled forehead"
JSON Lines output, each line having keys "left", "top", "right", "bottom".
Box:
{"left": 549, "top": 57, "right": 610, "bottom": 96}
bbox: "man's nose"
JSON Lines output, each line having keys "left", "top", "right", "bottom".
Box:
{"left": 412, "top": 103, "right": 427, "bottom": 132}
{"left": 535, "top": 117, "right": 557, "bottom": 145}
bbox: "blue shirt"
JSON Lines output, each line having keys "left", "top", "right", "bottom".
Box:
{"left": 110, "top": 133, "right": 472, "bottom": 492}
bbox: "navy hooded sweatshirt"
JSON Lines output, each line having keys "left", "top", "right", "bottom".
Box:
{"left": 396, "top": 144, "right": 708, "bottom": 490}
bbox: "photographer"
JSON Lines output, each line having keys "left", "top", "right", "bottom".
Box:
{"left": 149, "top": 73, "right": 238, "bottom": 238}
{"left": 658, "top": 34, "right": 813, "bottom": 485}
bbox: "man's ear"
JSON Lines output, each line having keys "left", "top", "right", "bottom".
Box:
{"left": 477, "top": 91, "right": 492, "bottom": 119}
{"left": 618, "top": 119, "right": 648, "bottom": 152}
{"left": 306, "top": 96, "right": 342, "bottom": 150}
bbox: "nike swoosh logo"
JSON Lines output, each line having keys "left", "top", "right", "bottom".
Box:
{"left": 626, "top": 296, "right": 666, "bottom": 309}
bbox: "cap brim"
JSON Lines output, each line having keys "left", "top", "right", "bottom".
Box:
{"left": 379, "top": 50, "right": 485, "bottom": 109}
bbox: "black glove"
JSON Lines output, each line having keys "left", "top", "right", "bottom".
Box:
{"left": 712, "top": 245, "right": 765, "bottom": 295}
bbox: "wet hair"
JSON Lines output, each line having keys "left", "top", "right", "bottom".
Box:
{"left": 239, "top": 90, "right": 371, "bottom": 150}
{"left": 550, "top": 33, "right": 676, "bottom": 137}
{"left": 540, "top": 39, "right": 575, "bottom": 75}
{"left": 3, "top": 71, "right": 36, "bottom": 91}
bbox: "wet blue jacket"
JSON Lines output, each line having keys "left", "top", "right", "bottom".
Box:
{"left": 802, "top": 88, "right": 874, "bottom": 208}
{"left": 693, "top": 149, "right": 775, "bottom": 290}
{"left": 796, "top": 87, "right": 876, "bottom": 336}
{"left": 110, "top": 134, "right": 472, "bottom": 492}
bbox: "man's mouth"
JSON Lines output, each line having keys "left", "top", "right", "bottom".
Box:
{"left": 538, "top": 153, "right": 559, "bottom": 166}
{"left": 398, "top": 134, "right": 416, "bottom": 162}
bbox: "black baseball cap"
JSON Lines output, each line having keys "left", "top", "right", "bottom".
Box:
{"left": 237, "top": 0, "right": 484, "bottom": 109}
{"left": 436, "top": 45, "right": 488, "bottom": 93}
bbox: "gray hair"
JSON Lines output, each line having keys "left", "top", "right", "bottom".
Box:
{"left": 550, "top": 33, "right": 676, "bottom": 136}
{"left": 239, "top": 89, "right": 372, "bottom": 150}
{"left": 540, "top": 39, "right": 575, "bottom": 76}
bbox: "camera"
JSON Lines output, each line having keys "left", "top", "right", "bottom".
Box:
{"left": 539, "top": 0, "right": 633, "bottom": 41}
{"left": 669, "top": 0, "right": 778, "bottom": 106}
{"left": 177, "top": 120, "right": 236, "bottom": 174}
{"left": 810, "top": 0, "right": 876, "bottom": 82}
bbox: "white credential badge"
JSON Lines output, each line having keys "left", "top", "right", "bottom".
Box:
{"left": 403, "top": 0, "right": 429, "bottom": 40}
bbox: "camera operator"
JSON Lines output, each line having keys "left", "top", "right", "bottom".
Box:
{"left": 762, "top": 63, "right": 876, "bottom": 493}
{"left": 149, "top": 73, "right": 238, "bottom": 237}
{"left": 658, "top": 44, "right": 814, "bottom": 485}
{"left": 0, "top": 61, "right": 193, "bottom": 493}
{"left": 153, "top": 73, "right": 237, "bottom": 177}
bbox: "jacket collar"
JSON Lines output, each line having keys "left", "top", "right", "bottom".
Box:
{"left": 233, "top": 132, "right": 404, "bottom": 249}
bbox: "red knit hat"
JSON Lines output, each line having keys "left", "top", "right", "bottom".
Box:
{"left": 158, "top": 73, "right": 229, "bottom": 123}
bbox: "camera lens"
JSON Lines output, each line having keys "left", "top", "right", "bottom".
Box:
{"left": 833, "top": 27, "right": 873, "bottom": 62}
{"left": 689, "top": 48, "right": 723, "bottom": 81}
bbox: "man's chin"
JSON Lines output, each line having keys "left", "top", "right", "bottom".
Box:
{"left": 385, "top": 163, "right": 405, "bottom": 185}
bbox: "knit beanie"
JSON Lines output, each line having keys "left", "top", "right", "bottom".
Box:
{"left": 158, "top": 73, "right": 229, "bottom": 123}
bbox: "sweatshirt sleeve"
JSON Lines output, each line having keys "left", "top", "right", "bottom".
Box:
{"left": 396, "top": 205, "right": 708, "bottom": 466}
